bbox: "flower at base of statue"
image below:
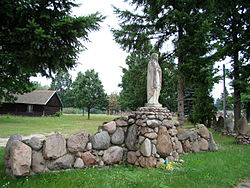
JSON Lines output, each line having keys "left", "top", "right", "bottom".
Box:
{"left": 167, "top": 162, "right": 173, "bottom": 170}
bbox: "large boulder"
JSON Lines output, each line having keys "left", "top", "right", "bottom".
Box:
{"left": 200, "top": 138, "right": 209, "bottom": 151}
{"left": 3, "top": 133, "right": 22, "bottom": 168}
{"left": 31, "top": 151, "right": 45, "bottom": 174}
{"left": 111, "top": 127, "right": 125, "bottom": 145}
{"left": 208, "top": 132, "right": 218, "bottom": 151}
{"left": 197, "top": 124, "right": 210, "bottom": 139}
{"left": 90, "top": 131, "right": 110, "bottom": 150}
{"left": 81, "top": 152, "right": 97, "bottom": 166}
{"left": 10, "top": 141, "right": 32, "bottom": 176}
{"left": 67, "top": 131, "right": 88, "bottom": 153}
{"left": 156, "top": 126, "right": 173, "bottom": 157}
{"left": 43, "top": 134, "right": 67, "bottom": 160}
{"left": 138, "top": 156, "right": 157, "bottom": 168}
{"left": 103, "top": 146, "right": 123, "bottom": 165}
{"left": 103, "top": 121, "right": 116, "bottom": 134}
{"left": 125, "top": 124, "right": 138, "bottom": 151}
{"left": 224, "top": 119, "right": 234, "bottom": 133}
{"left": 48, "top": 154, "right": 74, "bottom": 170}
{"left": 236, "top": 116, "right": 248, "bottom": 135}
{"left": 140, "top": 138, "right": 151, "bottom": 157}
{"left": 22, "top": 137, "right": 42, "bottom": 151}
{"left": 191, "top": 140, "right": 200, "bottom": 153}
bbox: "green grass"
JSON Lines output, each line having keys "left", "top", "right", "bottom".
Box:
{"left": 0, "top": 114, "right": 118, "bottom": 138}
{"left": 0, "top": 115, "right": 249, "bottom": 188}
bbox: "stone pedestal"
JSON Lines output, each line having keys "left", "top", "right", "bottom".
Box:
{"left": 145, "top": 103, "right": 162, "bottom": 108}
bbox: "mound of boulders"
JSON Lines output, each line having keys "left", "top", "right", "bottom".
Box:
{"left": 3, "top": 107, "right": 218, "bottom": 176}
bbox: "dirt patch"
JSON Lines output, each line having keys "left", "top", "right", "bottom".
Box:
{"left": 0, "top": 133, "right": 56, "bottom": 148}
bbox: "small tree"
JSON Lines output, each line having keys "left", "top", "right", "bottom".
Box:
{"left": 50, "top": 71, "right": 74, "bottom": 107}
{"left": 73, "top": 70, "right": 108, "bottom": 119}
{"left": 109, "top": 92, "right": 120, "bottom": 114}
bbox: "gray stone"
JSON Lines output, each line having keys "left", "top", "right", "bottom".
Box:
{"left": 103, "top": 146, "right": 123, "bottom": 165}
{"left": 22, "top": 137, "right": 42, "bottom": 151}
{"left": 136, "top": 119, "right": 144, "bottom": 126}
{"left": 86, "top": 142, "right": 92, "bottom": 150}
{"left": 152, "top": 144, "right": 157, "bottom": 155}
{"left": 154, "top": 127, "right": 159, "bottom": 133}
{"left": 115, "top": 119, "right": 128, "bottom": 127}
{"left": 208, "top": 132, "right": 218, "bottom": 151}
{"left": 200, "top": 138, "right": 209, "bottom": 151}
{"left": 146, "top": 120, "right": 162, "bottom": 128}
{"left": 183, "top": 140, "right": 191, "bottom": 153}
{"left": 125, "top": 124, "right": 138, "bottom": 151}
{"left": 128, "top": 118, "right": 135, "bottom": 125}
{"left": 111, "top": 127, "right": 125, "bottom": 145}
{"left": 74, "top": 158, "right": 84, "bottom": 169}
{"left": 176, "top": 140, "right": 183, "bottom": 154}
{"left": 197, "top": 124, "right": 210, "bottom": 139}
{"left": 127, "top": 151, "right": 137, "bottom": 164}
{"left": 191, "top": 140, "right": 200, "bottom": 153}
{"left": 140, "top": 138, "right": 151, "bottom": 157}
{"left": 162, "top": 120, "right": 175, "bottom": 128}
{"left": 43, "top": 134, "right": 67, "bottom": 160}
{"left": 236, "top": 116, "right": 248, "bottom": 135}
{"left": 90, "top": 131, "right": 110, "bottom": 150}
{"left": 48, "top": 154, "right": 74, "bottom": 170}
{"left": 67, "top": 131, "right": 88, "bottom": 153}
{"left": 139, "top": 136, "right": 145, "bottom": 144}
{"left": 225, "top": 119, "right": 234, "bottom": 132}
{"left": 81, "top": 152, "right": 97, "bottom": 166}
{"left": 147, "top": 115, "right": 156, "bottom": 119}
{"left": 10, "top": 141, "right": 32, "bottom": 176}
{"left": 156, "top": 126, "right": 173, "bottom": 157}
{"left": 138, "top": 156, "right": 157, "bottom": 168}
{"left": 139, "top": 127, "right": 154, "bottom": 134}
{"left": 31, "top": 151, "right": 45, "bottom": 173}
{"left": 103, "top": 121, "right": 116, "bottom": 134}
{"left": 144, "top": 132, "right": 158, "bottom": 139}
{"left": 3, "top": 133, "right": 22, "bottom": 168}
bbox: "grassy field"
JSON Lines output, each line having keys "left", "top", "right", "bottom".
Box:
{"left": 0, "top": 114, "right": 118, "bottom": 138}
{"left": 0, "top": 115, "right": 249, "bottom": 188}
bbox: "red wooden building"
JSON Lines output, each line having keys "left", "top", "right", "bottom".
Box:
{"left": 0, "top": 90, "right": 63, "bottom": 116}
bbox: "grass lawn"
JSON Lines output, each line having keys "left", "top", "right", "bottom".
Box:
{"left": 0, "top": 115, "right": 249, "bottom": 188}
{"left": 0, "top": 114, "right": 118, "bottom": 138}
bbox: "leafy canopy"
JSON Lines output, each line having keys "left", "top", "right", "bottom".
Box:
{"left": 0, "top": 0, "right": 105, "bottom": 102}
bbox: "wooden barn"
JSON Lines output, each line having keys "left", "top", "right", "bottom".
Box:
{"left": 0, "top": 90, "right": 63, "bottom": 116}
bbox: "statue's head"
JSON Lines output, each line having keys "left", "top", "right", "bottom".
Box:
{"left": 151, "top": 53, "right": 158, "bottom": 61}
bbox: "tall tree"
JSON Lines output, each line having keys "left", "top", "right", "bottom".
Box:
{"left": 50, "top": 71, "right": 73, "bottom": 107}
{"left": 0, "top": 0, "right": 105, "bottom": 102}
{"left": 213, "top": 0, "right": 249, "bottom": 125}
{"left": 112, "top": 0, "right": 218, "bottom": 126}
{"left": 73, "top": 70, "right": 108, "bottom": 119}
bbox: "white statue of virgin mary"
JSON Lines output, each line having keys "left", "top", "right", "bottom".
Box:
{"left": 146, "top": 53, "right": 162, "bottom": 107}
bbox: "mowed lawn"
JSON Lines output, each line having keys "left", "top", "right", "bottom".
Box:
{"left": 0, "top": 114, "right": 249, "bottom": 188}
{"left": 0, "top": 114, "right": 118, "bottom": 138}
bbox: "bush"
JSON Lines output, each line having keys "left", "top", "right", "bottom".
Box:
{"left": 52, "top": 111, "right": 62, "bottom": 117}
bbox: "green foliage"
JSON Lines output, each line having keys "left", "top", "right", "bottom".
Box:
{"left": 32, "top": 82, "right": 50, "bottom": 90}
{"left": 109, "top": 92, "right": 120, "bottom": 112}
{"left": 50, "top": 71, "right": 74, "bottom": 107}
{"left": 215, "top": 89, "right": 234, "bottom": 111}
{"left": 0, "top": 0, "right": 105, "bottom": 102}
{"left": 52, "top": 111, "right": 62, "bottom": 117}
{"left": 212, "top": 0, "right": 249, "bottom": 123}
{"left": 73, "top": 70, "right": 109, "bottom": 119}
{"left": 112, "top": 0, "right": 220, "bottom": 126}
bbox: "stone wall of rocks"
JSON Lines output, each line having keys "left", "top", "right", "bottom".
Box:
{"left": 3, "top": 107, "right": 218, "bottom": 176}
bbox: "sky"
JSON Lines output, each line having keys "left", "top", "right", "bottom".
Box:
{"left": 31, "top": 0, "right": 232, "bottom": 100}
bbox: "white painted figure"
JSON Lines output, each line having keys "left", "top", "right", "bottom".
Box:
{"left": 146, "top": 53, "right": 162, "bottom": 107}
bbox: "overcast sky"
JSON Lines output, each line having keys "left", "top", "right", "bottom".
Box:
{"left": 31, "top": 0, "right": 231, "bottom": 100}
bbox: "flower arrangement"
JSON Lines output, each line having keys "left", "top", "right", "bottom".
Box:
{"left": 156, "top": 158, "right": 184, "bottom": 170}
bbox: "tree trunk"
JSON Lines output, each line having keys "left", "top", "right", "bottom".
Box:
{"left": 82, "top": 108, "right": 84, "bottom": 116}
{"left": 232, "top": 16, "right": 241, "bottom": 128}
{"left": 88, "top": 108, "right": 91, "bottom": 120}
{"left": 177, "top": 25, "right": 185, "bottom": 128}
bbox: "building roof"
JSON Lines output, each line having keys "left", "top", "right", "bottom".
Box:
{"left": 10, "top": 90, "right": 61, "bottom": 105}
